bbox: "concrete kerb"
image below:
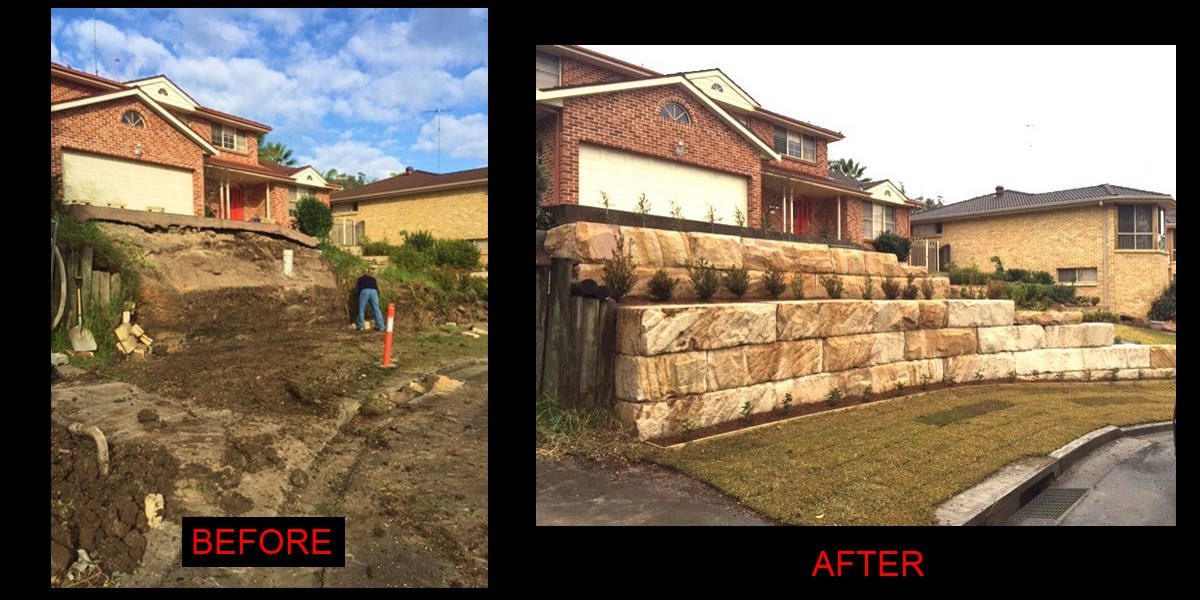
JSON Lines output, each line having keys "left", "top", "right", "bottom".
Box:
{"left": 935, "top": 420, "right": 1172, "bottom": 526}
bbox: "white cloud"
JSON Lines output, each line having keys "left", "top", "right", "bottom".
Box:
{"left": 411, "top": 112, "right": 488, "bottom": 162}
{"left": 298, "top": 141, "right": 407, "bottom": 181}
{"left": 51, "top": 41, "right": 60, "bottom": 63}
{"left": 60, "top": 19, "right": 173, "bottom": 80}
{"left": 344, "top": 9, "right": 486, "bottom": 70}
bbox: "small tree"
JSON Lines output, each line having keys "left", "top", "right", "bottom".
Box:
{"left": 819, "top": 274, "right": 844, "bottom": 299}
{"left": 687, "top": 258, "right": 721, "bottom": 301}
{"left": 648, "top": 268, "right": 679, "bottom": 302}
{"left": 705, "top": 203, "right": 722, "bottom": 233}
{"left": 902, "top": 274, "right": 920, "bottom": 299}
{"left": 668, "top": 199, "right": 684, "bottom": 231}
{"left": 881, "top": 276, "right": 901, "bottom": 299}
{"left": 862, "top": 273, "right": 875, "bottom": 300}
{"left": 602, "top": 231, "right": 638, "bottom": 301}
{"left": 733, "top": 205, "right": 746, "bottom": 228}
{"left": 790, "top": 273, "right": 806, "bottom": 299}
{"left": 920, "top": 277, "right": 935, "bottom": 300}
{"left": 762, "top": 264, "right": 788, "bottom": 298}
{"left": 635, "top": 193, "right": 652, "bottom": 227}
{"left": 297, "top": 196, "right": 333, "bottom": 240}
{"left": 723, "top": 265, "right": 751, "bottom": 299}
{"left": 874, "top": 230, "right": 912, "bottom": 262}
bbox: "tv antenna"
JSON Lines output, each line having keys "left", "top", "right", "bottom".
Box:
{"left": 421, "top": 107, "right": 452, "bottom": 173}
{"left": 93, "top": 8, "right": 98, "bottom": 75}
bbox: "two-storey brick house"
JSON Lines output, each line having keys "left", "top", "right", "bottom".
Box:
{"left": 51, "top": 62, "right": 337, "bottom": 222}
{"left": 535, "top": 45, "right": 913, "bottom": 247}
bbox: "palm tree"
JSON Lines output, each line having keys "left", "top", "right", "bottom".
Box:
{"left": 260, "top": 142, "right": 298, "bottom": 166}
{"left": 830, "top": 158, "right": 870, "bottom": 182}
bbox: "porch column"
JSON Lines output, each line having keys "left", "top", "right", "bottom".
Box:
{"left": 266, "top": 182, "right": 271, "bottom": 221}
{"left": 836, "top": 195, "right": 842, "bottom": 241}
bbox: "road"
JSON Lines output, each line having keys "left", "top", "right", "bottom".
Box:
{"left": 1009, "top": 430, "right": 1175, "bottom": 526}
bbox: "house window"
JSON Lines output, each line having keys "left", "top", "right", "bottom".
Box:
{"left": 660, "top": 102, "right": 690, "bottom": 124}
{"left": 536, "top": 51, "right": 560, "bottom": 89}
{"left": 912, "top": 222, "right": 942, "bottom": 237}
{"left": 211, "top": 124, "right": 247, "bottom": 152}
{"left": 711, "top": 83, "right": 724, "bottom": 92}
{"left": 773, "top": 126, "right": 816, "bottom": 161}
{"left": 731, "top": 112, "right": 750, "bottom": 128}
{"left": 120, "top": 110, "right": 145, "bottom": 128}
{"left": 863, "top": 203, "right": 896, "bottom": 239}
{"left": 1117, "top": 204, "right": 1155, "bottom": 249}
{"left": 1057, "top": 268, "right": 1098, "bottom": 285}
{"left": 473, "top": 239, "right": 489, "bottom": 255}
{"left": 289, "top": 186, "right": 317, "bottom": 217}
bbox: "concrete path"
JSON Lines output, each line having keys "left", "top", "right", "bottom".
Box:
{"left": 536, "top": 457, "right": 773, "bottom": 526}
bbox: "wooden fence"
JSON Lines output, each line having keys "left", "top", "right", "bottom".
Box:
{"left": 58, "top": 245, "right": 124, "bottom": 328}
{"left": 910, "top": 239, "right": 941, "bottom": 272}
{"left": 536, "top": 257, "right": 617, "bottom": 409}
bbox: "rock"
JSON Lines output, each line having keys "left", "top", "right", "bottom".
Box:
{"left": 544, "top": 222, "right": 619, "bottom": 262}
{"left": 360, "top": 399, "right": 393, "bottom": 417}
{"left": 864, "top": 251, "right": 903, "bottom": 277}
{"left": 137, "top": 408, "right": 160, "bottom": 423}
{"left": 823, "top": 332, "right": 905, "bottom": 372}
{"left": 1149, "top": 345, "right": 1176, "bottom": 368}
{"left": 1012, "top": 346, "right": 1150, "bottom": 374}
{"left": 873, "top": 301, "right": 920, "bottom": 332}
{"left": 777, "top": 300, "right": 876, "bottom": 340}
{"left": 868, "top": 359, "right": 944, "bottom": 393}
{"left": 289, "top": 469, "right": 309, "bottom": 488}
{"left": 462, "top": 331, "right": 480, "bottom": 338}
{"left": 428, "top": 375, "right": 463, "bottom": 394}
{"left": 444, "top": 321, "right": 457, "bottom": 328}
{"left": 1013, "top": 310, "right": 1083, "bottom": 326}
{"left": 750, "top": 340, "right": 822, "bottom": 383}
{"left": 51, "top": 541, "right": 72, "bottom": 578}
{"left": 614, "top": 381, "right": 778, "bottom": 440}
{"left": 619, "top": 225, "right": 665, "bottom": 266}
{"left": 1043, "top": 324, "right": 1115, "bottom": 348}
{"left": 404, "top": 380, "right": 426, "bottom": 395}
{"left": 654, "top": 229, "right": 691, "bottom": 267}
{"left": 144, "top": 494, "right": 165, "bottom": 529}
{"left": 828, "top": 247, "right": 866, "bottom": 275}
{"left": 904, "top": 328, "right": 978, "bottom": 360}
{"left": 372, "top": 526, "right": 385, "bottom": 537}
{"left": 51, "top": 353, "right": 69, "bottom": 366}
{"left": 946, "top": 300, "right": 1014, "bottom": 327}
{"left": 742, "top": 238, "right": 830, "bottom": 272}
{"left": 616, "top": 352, "right": 708, "bottom": 400}
{"left": 285, "top": 304, "right": 304, "bottom": 316}
{"left": 470, "top": 326, "right": 488, "bottom": 335}
{"left": 54, "top": 364, "right": 87, "bottom": 379}
{"left": 918, "top": 301, "right": 948, "bottom": 329}
{"left": 977, "top": 325, "right": 1046, "bottom": 353}
{"left": 617, "top": 303, "right": 776, "bottom": 356}
{"left": 688, "top": 232, "right": 743, "bottom": 269}
{"left": 123, "top": 529, "right": 147, "bottom": 556}
{"left": 944, "top": 353, "right": 1017, "bottom": 382}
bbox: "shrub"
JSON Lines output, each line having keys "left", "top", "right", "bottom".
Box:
{"left": 428, "top": 267, "right": 457, "bottom": 293}
{"left": 990, "top": 256, "right": 1004, "bottom": 277}
{"left": 861, "top": 385, "right": 874, "bottom": 403}
{"left": 986, "top": 279, "right": 1006, "bottom": 300}
{"left": 1005, "top": 268, "right": 1029, "bottom": 283}
{"left": 790, "top": 273, "right": 806, "bottom": 299}
{"left": 1148, "top": 281, "right": 1176, "bottom": 321}
{"left": 1091, "top": 296, "right": 1100, "bottom": 306}
{"left": 874, "top": 230, "right": 912, "bottom": 262}
{"left": 432, "top": 238, "right": 481, "bottom": 269}
{"left": 781, "top": 393, "right": 793, "bottom": 415}
{"left": 920, "top": 277, "right": 935, "bottom": 300}
{"left": 648, "top": 268, "right": 679, "bottom": 302}
{"left": 862, "top": 273, "right": 875, "bottom": 300}
{"left": 402, "top": 230, "right": 436, "bottom": 253}
{"left": 819, "top": 274, "right": 844, "bottom": 299}
{"left": 389, "top": 245, "right": 432, "bottom": 271}
{"left": 1030, "top": 271, "right": 1054, "bottom": 285}
{"left": 740, "top": 401, "right": 753, "bottom": 423}
{"left": 296, "top": 196, "right": 333, "bottom": 239}
{"left": 687, "top": 258, "right": 721, "bottom": 301}
{"left": 826, "top": 388, "right": 842, "bottom": 407}
{"left": 602, "top": 231, "right": 638, "bottom": 301}
{"left": 902, "top": 274, "right": 920, "bottom": 299}
{"left": 762, "top": 264, "right": 788, "bottom": 299}
{"left": 881, "top": 276, "right": 901, "bottom": 300}
{"left": 947, "top": 263, "right": 988, "bottom": 285}
{"left": 360, "top": 236, "right": 395, "bottom": 256}
{"left": 723, "top": 265, "right": 751, "bottom": 298}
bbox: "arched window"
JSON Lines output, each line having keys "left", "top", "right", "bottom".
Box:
{"left": 121, "top": 110, "right": 145, "bottom": 128}
{"left": 711, "top": 83, "right": 724, "bottom": 92}
{"left": 660, "top": 102, "right": 690, "bottom": 124}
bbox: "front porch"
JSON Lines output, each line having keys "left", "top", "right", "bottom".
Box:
{"left": 204, "top": 161, "right": 293, "bottom": 225}
{"left": 760, "top": 170, "right": 871, "bottom": 245}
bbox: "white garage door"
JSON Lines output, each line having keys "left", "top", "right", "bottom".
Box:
{"left": 63, "top": 151, "right": 193, "bottom": 215}
{"left": 578, "top": 144, "right": 747, "bottom": 223}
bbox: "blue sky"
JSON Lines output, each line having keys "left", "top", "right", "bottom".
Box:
{"left": 51, "top": 8, "right": 488, "bottom": 179}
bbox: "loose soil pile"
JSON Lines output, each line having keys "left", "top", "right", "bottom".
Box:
{"left": 51, "top": 423, "right": 179, "bottom": 584}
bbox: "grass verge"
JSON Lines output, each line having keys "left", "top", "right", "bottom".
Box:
{"left": 536, "top": 394, "right": 652, "bottom": 463}
{"left": 655, "top": 380, "right": 1174, "bottom": 526}
{"left": 1114, "top": 324, "right": 1176, "bottom": 346}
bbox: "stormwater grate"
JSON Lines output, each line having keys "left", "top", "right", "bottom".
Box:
{"left": 1013, "top": 488, "right": 1088, "bottom": 520}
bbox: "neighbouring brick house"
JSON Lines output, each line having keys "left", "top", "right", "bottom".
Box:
{"left": 51, "top": 62, "right": 337, "bottom": 222}
{"left": 330, "top": 167, "right": 489, "bottom": 264}
{"left": 535, "top": 45, "right": 914, "bottom": 248}
{"left": 1166, "top": 209, "right": 1176, "bottom": 279}
{"left": 911, "top": 184, "right": 1176, "bottom": 318}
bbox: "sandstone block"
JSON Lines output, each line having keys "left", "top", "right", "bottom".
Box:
{"left": 946, "top": 300, "right": 1015, "bottom": 327}
{"left": 778, "top": 300, "right": 876, "bottom": 340}
{"left": 918, "top": 300, "right": 948, "bottom": 329}
{"left": 869, "top": 359, "right": 944, "bottom": 392}
{"left": 688, "top": 232, "right": 743, "bottom": 269}
{"left": 977, "top": 325, "right": 1045, "bottom": 353}
{"left": 614, "top": 382, "right": 779, "bottom": 440}
{"left": 828, "top": 247, "right": 866, "bottom": 275}
{"left": 617, "top": 303, "right": 776, "bottom": 356}
{"left": 1013, "top": 310, "right": 1083, "bottom": 326}
{"left": 1043, "top": 324, "right": 1115, "bottom": 348}
{"left": 823, "top": 331, "right": 905, "bottom": 372}
{"left": 544, "top": 222, "right": 619, "bottom": 263}
{"left": 1149, "top": 345, "right": 1176, "bottom": 368}
{"left": 944, "top": 353, "right": 1016, "bottom": 382}
{"left": 904, "top": 328, "right": 978, "bottom": 360}
{"left": 616, "top": 352, "right": 708, "bottom": 401}
{"left": 873, "top": 301, "right": 920, "bottom": 331}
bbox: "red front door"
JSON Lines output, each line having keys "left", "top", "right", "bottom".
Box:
{"left": 230, "top": 185, "right": 244, "bottom": 220}
{"left": 793, "top": 197, "right": 812, "bottom": 234}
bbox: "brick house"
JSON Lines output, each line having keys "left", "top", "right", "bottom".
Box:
{"left": 1166, "top": 209, "right": 1176, "bottom": 279}
{"left": 535, "top": 45, "right": 914, "bottom": 248}
{"left": 911, "top": 184, "right": 1176, "bottom": 318}
{"left": 330, "top": 167, "right": 488, "bottom": 264}
{"left": 51, "top": 62, "right": 337, "bottom": 222}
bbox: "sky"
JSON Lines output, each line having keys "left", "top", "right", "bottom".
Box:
{"left": 51, "top": 8, "right": 488, "bottom": 180}
{"left": 585, "top": 45, "right": 1176, "bottom": 204}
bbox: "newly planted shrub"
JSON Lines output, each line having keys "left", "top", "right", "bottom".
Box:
{"left": 1109, "top": 367, "right": 1120, "bottom": 381}
{"left": 1083, "top": 369, "right": 1094, "bottom": 382}
{"left": 820, "top": 274, "right": 844, "bottom": 299}
{"left": 874, "top": 230, "right": 912, "bottom": 262}
{"left": 862, "top": 273, "right": 875, "bottom": 299}
{"left": 687, "top": 258, "right": 721, "bottom": 301}
{"left": 861, "top": 385, "right": 874, "bottom": 403}
{"left": 986, "top": 279, "right": 1005, "bottom": 300}
{"left": 903, "top": 274, "right": 920, "bottom": 299}
{"left": 921, "top": 277, "right": 935, "bottom": 300}
{"left": 790, "top": 274, "right": 806, "bottom": 299}
{"left": 741, "top": 401, "right": 753, "bottom": 423}
{"left": 826, "top": 388, "right": 842, "bottom": 407}
{"left": 881, "top": 276, "right": 901, "bottom": 300}
{"left": 635, "top": 193, "right": 652, "bottom": 227}
{"left": 762, "top": 264, "right": 788, "bottom": 299}
{"left": 781, "top": 393, "right": 793, "bottom": 415}
{"left": 602, "top": 231, "right": 638, "bottom": 301}
{"left": 733, "top": 205, "right": 746, "bottom": 228}
{"left": 723, "top": 265, "right": 751, "bottom": 298}
{"left": 648, "top": 268, "right": 679, "bottom": 302}
{"left": 1007, "top": 370, "right": 1018, "bottom": 383}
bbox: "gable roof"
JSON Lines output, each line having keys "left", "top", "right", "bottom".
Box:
{"left": 912, "top": 184, "right": 1175, "bottom": 223}
{"left": 332, "top": 167, "right": 488, "bottom": 203}
{"left": 51, "top": 88, "right": 219, "bottom": 155}
{"left": 536, "top": 76, "right": 781, "bottom": 160}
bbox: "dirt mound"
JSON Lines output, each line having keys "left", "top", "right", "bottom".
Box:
{"left": 51, "top": 423, "right": 180, "bottom": 584}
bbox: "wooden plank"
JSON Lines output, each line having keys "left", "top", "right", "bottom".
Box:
{"left": 111, "top": 272, "right": 121, "bottom": 303}
{"left": 595, "top": 299, "right": 618, "bottom": 409}
{"left": 535, "top": 266, "right": 550, "bottom": 398}
{"left": 577, "top": 298, "right": 600, "bottom": 408}
{"left": 64, "top": 247, "right": 78, "bottom": 329}
{"left": 91, "top": 271, "right": 102, "bottom": 309}
{"left": 540, "top": 258, "right": 572, "bottom": 403}
{"left": 80, "top": 246, "right": 94, "bottom": 311}
{"left": 98, "top": 272, "right": 111, "bottom": 308}
{"left": 560, "top": 295, "right": 583, "bottom": 408}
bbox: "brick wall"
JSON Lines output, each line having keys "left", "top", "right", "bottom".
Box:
{"left": 560, "top": 56, "right": 629, "bottom": 87}
{"left": 749, "top": 116, "right": 829, "bottom": 177}
{"left": 180, "top": 113, "right": 261, "bottom": 167}
{"left": 536, "top": 113, "right": 559, "bottom": 202}
{"left": 554, "top": 85, "right": 764, "bottom": 226}
{"left": 355, "top": 183, "right": 488, "bottom": 245}
{"left": 51, "top": 78, "right": 109, "bottom": 103}
{"left": 51, "top": 97, "right": 206, "bottom": 215}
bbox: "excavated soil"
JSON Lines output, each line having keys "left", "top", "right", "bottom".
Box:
{"left": 51, "top": 423, "right": 180, "bottom": 583}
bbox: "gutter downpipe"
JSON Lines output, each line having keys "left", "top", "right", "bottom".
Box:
{"left": 837, "top": 195, "right": 842, "bottom": 241}
{"left": 266, "top": 182, "right": 271, "bottom": 221}
{"left": 1100, "top": 200, "right": 1109, "bottom": 308}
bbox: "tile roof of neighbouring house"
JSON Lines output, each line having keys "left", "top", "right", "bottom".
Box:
{"left": 332, "top": 167, "right": 489, "bottom": 202}
{"left": 911, "top": 184, "right": 1175, "bottom": 223}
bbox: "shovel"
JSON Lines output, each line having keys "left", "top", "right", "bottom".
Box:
{"left": 69, "top": 287, "right": 97, "bottom": 352}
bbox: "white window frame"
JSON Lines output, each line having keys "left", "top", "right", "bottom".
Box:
{"left": 289, "top": 186, "right": 318, "bottom": 217}
{"left": 863, "top": 203, "right": 896, "bottom": 239}
{"left": 660, "top": 102, "right": 690, "bottom": 124}
{"left": 536, "top": 51, "right": 560, "bottom": 89}
{"left": 211, "top": 123, "right": 247, "bottom": 152}
{"left": 775, "top": 127, "right": 817, "bottom": 161}
{"left": 1056, "top": 268, "right": 1098, "bottom": 285}
{"left": 121, "top": 110, "right": 145, "bottom": 128}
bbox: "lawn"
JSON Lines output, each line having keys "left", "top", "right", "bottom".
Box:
{"left": 655, "top": 380, "right": 1175, "bottom": 526}
{"left": 1114, "top": 324, "right": 1176, "bottom": 346}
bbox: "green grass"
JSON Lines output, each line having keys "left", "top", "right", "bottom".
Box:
{"left": 1114, "top": 324, "right": 1175, "bottom": 346}
{"left": 536, "top": 393, "right": 649, "bottom": 463}
{"left": 656, "top": 380, "right": 1175, "bottom": 526}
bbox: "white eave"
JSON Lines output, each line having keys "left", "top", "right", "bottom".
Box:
{"left": 51, "top": 88, "right": 220, "bottom": 155}
{"left": 536, "top": 76, "right": 781, "bottom": 161}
